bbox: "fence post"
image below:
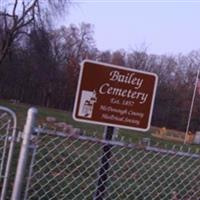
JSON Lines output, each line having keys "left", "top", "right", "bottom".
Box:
{"left": 94, "top": 126, "right": 115, "bottom": 200}
{"left": 11, "top": 107, "right": 38, "bottom": 200}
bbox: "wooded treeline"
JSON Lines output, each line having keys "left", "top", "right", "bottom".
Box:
{"left": 1, "top": 1, "right": 200, "bottom": 132}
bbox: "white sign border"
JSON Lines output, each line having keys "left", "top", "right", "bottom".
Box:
{"left": 73, "top": 59, "right": 158, "bottom": 132}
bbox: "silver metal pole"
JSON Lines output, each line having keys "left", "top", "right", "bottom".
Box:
{"left": 184, "top": 69, "right": 200, "bottom": 144}
{"left": 23, "top": 126, "right": 41, "bottom": 200}
{"left": 0, "top": 107, "right": 17, "bottom": 200}
{"left": 11, "top": 107, "right": 38, "bottom": 200}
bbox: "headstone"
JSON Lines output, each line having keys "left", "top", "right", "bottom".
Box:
{"left": 194, "top": 131, "right": 200, "bottom": 144}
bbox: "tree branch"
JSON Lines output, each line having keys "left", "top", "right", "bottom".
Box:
{"left": 13, "top": 0, "right": 18, "bottom": 23}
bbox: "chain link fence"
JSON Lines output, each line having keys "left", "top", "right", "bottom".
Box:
{"left": 0, "top": 109, "right": 10, "bottom": 182}
{"left": 1, "top": 106, "right": 200, "bottom": 200}
{"left": 23, "top": 129, "right": 200, "bottom": 200}
{"left": 0, "top": 106, "right": 17, "bottom": 200}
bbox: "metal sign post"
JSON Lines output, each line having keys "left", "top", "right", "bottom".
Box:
{"left": 94, "top": 126, "right": 115, "bottom": 200}
{"left": 73, "top": 59, "right": 158, "bottom": 199}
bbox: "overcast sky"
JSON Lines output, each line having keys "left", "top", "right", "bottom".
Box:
{"left": 63, "top": 1, "right": 200, "bottom": 55}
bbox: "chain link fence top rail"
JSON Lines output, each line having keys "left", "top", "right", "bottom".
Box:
{"left": 22, "top": 128, "right": 200, "bottom": 200}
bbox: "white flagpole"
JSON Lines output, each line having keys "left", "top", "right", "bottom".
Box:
{"left": 184, "top": 68, "right": 200, "bottom": 144}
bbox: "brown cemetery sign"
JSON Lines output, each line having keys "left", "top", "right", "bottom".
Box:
{"left": 73, "top": 60, "right": 158, "bottom": 131}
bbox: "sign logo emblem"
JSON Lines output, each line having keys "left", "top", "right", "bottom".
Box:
{"left": 78, "top": 90, "right": 97, "bottom": 118}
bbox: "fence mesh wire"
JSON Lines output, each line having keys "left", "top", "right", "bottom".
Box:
{"left": 0, "top": 107, "right": 18, "bottom": 200}
{"left": 23, "top": 130, "right": 200, "bottom": 200}
{"left": 0, "top": 110, "right": 11, "bottom": 181}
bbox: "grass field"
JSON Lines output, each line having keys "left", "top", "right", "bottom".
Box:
{"left": 0, "top": 98, "right": 191, "bottom": 148}
{"left": 1, "top": 99, "right": 200, "bottom": 199}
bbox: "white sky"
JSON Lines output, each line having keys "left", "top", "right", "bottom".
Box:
{"left": 61, "top": 1, "right": 200, "bottom": 55}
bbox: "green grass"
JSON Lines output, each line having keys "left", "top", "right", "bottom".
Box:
{"left": 1, "top": 99, "right": 200, "bottom": 199}
{"left": 0, "top": 98, "right": 199, "bottom": 149}
{"left": 0, "top": 99, "right": 104, "bottom": 135}
{"left": 0, "top": 99, "right": 165, "bottom": 138}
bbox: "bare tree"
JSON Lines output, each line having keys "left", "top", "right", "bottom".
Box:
{"left": 0, "top": 0, "right": 70, "bottom": 65}
{"left": 111, "top": 49, "right": 126, "bottom": 66}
